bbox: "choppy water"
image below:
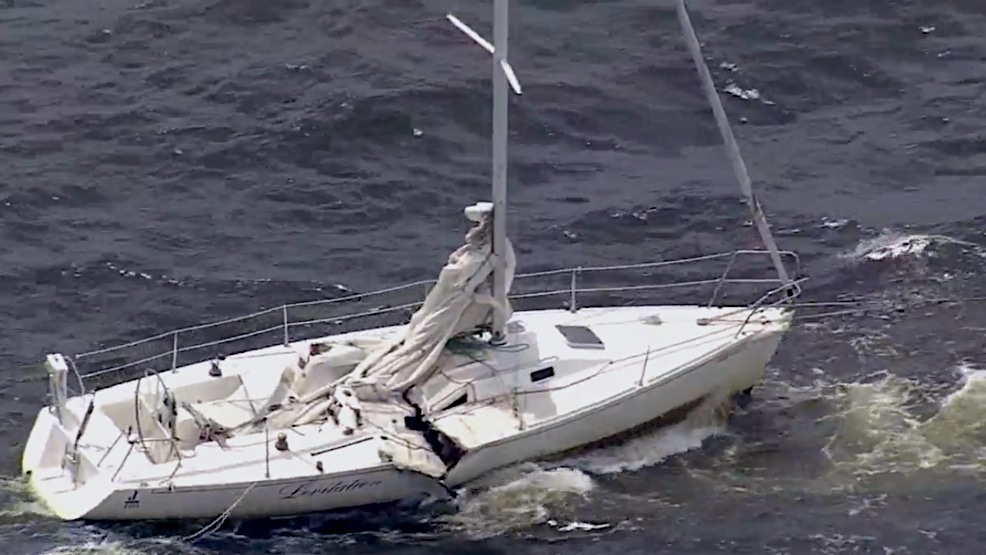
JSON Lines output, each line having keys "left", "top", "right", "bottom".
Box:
{"left": 3, "top": 0, "right": 986, "bottom": 553}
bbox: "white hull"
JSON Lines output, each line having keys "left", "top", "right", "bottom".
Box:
{"left": 443, "top": 313, "right": 785, "bottom": 486}
{"left": 23, "top": 406, "right": 448, "bottom": 521}
{"left": 23, "top": 304, "right": 790, "bottom": 521}
{"left": 22, "top": 437, "right": 438, "bottom": 520}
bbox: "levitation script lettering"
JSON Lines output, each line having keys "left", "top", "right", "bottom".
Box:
{"left": 278, "top": 478, "right": 383, "bottom": 499}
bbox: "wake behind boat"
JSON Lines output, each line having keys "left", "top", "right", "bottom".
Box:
{"left": 22, "top": 0, "right": 802, "bottom": 522}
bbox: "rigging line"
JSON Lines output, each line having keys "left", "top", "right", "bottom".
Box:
{"left": 676, "top": 0, "right": 792, "bottom": 288}
{"left": 181, "top": 480, "right": 259, "bottom": 543}
{"left": 787, "top": 295, "right": 986, "bottom": 322}
{"left": 791, "top": 295, "right": 986, "bottom": 310}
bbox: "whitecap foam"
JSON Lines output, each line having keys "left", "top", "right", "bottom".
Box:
{"left": 40, "top": 541, "right": 141, "bottom": 555}
{"left": 841, "top": 231, "right": 980, "bottom": 262}
{"left": 822, "top": 373, "right": 946, "bottom": 476}
{"left": 40, "top": 537, "right": 211, "bottom": 555}
{"left": 918, "top": 363, "right": 986, "bottom": 461}
{"left": 817, "top": 362, "right": 986, "bottom": 480}
{"left": 548, "top": 519, "right": 612, "bottom": 532}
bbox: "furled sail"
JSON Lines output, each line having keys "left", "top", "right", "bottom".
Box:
{"left": 340, "top": 202, "right": 515, "bottom": 402}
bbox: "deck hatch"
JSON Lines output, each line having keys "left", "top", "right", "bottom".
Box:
{"left": 530, "top": 366, "right": 555, "bottom": 383}
{"left": 555, "top": 325, "right": 605, "bottom": 349}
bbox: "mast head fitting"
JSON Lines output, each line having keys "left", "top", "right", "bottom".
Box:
{"left": 464, "top": 202, "right": 493, "bottom": 223}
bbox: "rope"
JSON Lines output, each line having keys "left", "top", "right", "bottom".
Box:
{"left": 181, "top": 481, "right": 258, "bottom": 543}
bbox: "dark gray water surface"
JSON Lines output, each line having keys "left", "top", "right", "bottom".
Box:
{"left": 3, "top": 0, "right": 986, "bottom": 553}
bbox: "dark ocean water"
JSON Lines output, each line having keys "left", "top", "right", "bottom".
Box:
{"left": 3, "top": 0, "right": 986, "bottom": 553}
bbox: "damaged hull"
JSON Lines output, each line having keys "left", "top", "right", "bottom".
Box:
{"left": 23, "top": 305, "right": 790, "bottom": 521}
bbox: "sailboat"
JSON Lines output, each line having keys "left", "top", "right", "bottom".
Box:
{"left": 21, "top": 0, "right": 801, "bottom": 521}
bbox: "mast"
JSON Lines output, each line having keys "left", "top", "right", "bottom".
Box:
{"left": 490, "top": 0, "right": 510, "bottom": 342}
{"left": 675, "top": 0, "right": 793, "bottom": 289}
{"left": 447, "top": 1, "right": 523, "bottom": 342}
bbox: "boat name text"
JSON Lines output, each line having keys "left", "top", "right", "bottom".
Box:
{"left": 278, "top": 479, "right": 383, "bottom": 499}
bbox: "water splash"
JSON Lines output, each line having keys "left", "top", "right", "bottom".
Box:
{"left": 432, "top": 395, "right": 733, "bottom": 538}
{"left": 679, "top": 361, "right": 986, "bottom": 500}
{"left": 0, "top": 476, "right": 54, "bottom": 522}
{"left": 439, "top": 464, "right": 595, "bottom": 539}
{"left": 565, "top": 396, "right": 729, "bottom": 475}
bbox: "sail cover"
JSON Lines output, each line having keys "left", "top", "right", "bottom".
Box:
{"left": 340, "top": 202, "right": 516, "bottom": 402}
